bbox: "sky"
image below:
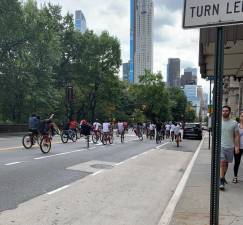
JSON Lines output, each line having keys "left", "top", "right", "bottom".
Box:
{"left": 33, "top": 0, "right": 209, "bottom": 93}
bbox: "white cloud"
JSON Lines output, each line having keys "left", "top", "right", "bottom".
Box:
{"left": 34, "top": 0, "right": 209, "bottom": 93}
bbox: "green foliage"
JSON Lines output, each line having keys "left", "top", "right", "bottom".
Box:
{"left": 0, "top": 0, "right": 196, "bottom": 124}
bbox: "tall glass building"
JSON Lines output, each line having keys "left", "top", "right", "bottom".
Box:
{"left": 75, "top": 10, "right": 87, "bottom": 33}
{"left": 130, "top": 0, "right": 154, "bottom": 83}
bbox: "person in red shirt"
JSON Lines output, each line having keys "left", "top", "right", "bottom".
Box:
{"left": 69, "top": 119, "right": 78, "bottom": 130}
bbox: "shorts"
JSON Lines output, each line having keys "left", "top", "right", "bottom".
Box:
{"left": 221, "top": 147, "right": 234, "bottom": 163}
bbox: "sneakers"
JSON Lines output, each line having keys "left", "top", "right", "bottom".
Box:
{"left": 219, "top": 178, "right": 225, "bottom": 191}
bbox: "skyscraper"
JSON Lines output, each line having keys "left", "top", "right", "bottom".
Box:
{"left": 75, "top": 10, "right": 87, "bottom": 33}
{"left": 167, "top": 58, "right": 180, "bottom": 87}
{"left": 123, "top": 62, "right": 130, "bottom": 82}
{"left": 130, "top": 0, "right": 154, "bottom": 83}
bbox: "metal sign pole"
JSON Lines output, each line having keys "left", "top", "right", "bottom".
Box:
{"left": 210, "top": 26, "right": 224, "bottom": 225}
{"left": 209, "top": 79, "right": 212, "bottom": 150}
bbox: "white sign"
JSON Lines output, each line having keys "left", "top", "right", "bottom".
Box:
{"left": 183, "top": 0, "right": 243, "bottom": 28}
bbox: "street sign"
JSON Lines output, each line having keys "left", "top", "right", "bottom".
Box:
{"left": 183, "top": 0, "right": 243, "bottom": 29}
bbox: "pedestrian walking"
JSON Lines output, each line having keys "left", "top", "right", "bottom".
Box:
{"left": 220, "top": 106, "right": 240, "bottom": 190}
{"left": 233, "top": 111, "right": 243, "bottom": 183}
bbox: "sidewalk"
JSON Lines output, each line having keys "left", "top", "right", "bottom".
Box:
{"left": 170, "top": 135, "right": 243, "bottom": 225}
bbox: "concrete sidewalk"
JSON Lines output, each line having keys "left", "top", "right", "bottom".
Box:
{"left": 170, "top": 135, "right": 243, "bottom": 225}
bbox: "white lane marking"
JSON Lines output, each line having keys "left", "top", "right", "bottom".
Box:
{"left": 47, "top": 185, "right": 70, "bottom": 195}
{"left": 34, "top": 149, "right": 83, "bottom": 160}
{"left": 91, "top": 170, "right": 103, "bottom": 176}
{"left": 95, "top": 143, "right": 103, "bottom": 146}
{"left": 5, "top": 161, "right": 24, "bottom": 166}
{"left": 158, "top": 135, "right": 205, "bottom": 225}
{"left": 88, "top": 147, "right": 96, "bottom": 150}
{"left": 156, "top": 142, "right": 170, "bottom": 149}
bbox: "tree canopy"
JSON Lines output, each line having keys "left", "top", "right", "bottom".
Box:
{"left": 0, "top": 0, "right": 196, "bottom": 124}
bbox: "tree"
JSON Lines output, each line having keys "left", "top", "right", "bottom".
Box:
{"left": 185, "top": 102, "right": 196, "bottom": 122}
{"left": 168, "top": 87, "right": 187, "bottom": 121}
{"left": 132, "top": 71, "right": 170, "bottom": 122}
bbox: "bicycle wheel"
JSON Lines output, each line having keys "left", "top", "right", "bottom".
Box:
{"left": 138, "top": 133, "right": 143, "bottom": 141}
{"left": 61, "top": 131, "right": 68, "bottom": 143}
{"left": 109, "top": 134, "right": 114, "bottom": 144}
{"left": 92, "top": 133, "right": 98, "bottom": 144}
{"left": 156, "top": 135, "right": 160, "bottom": 144}
{"left": 40, "top": 137, "right": 51, "bottom": 154}
{"left": 102, "top": 135, "right": 107, "bottom": 145}
{"left": 70, "top": 130, "right": 77, "bottom": 142}
{"left": 22, "top": 134, "right": 33, "bottom": 149}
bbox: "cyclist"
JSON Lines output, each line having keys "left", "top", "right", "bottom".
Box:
{"left": 149, "top": 122, "right": 156, "bottom": 139}
{"left": 165, "top": 123, "right": 170, "bottom": 138}
{"left": 102, "top": 120, "right": 111, "bottom": 134}
{"left": 38, "top": 113, "right": 55, "bottom": 136}
{"left": 28, "top": 114, "right": 40, "bottom": 135}
{"left": 170, "top": 122, "right": 176, "bottom": 141}
{"left": 174, "top": 123, "right": 181, "bottom": 145}
{"left": 155, "top": 120, "right": 162, "bottom": 137}
{"left": 69, "top": 118, "right": 78, "bottom": 131}
{"left": 93, "top": 119, "right": 102, "bottom": 138}
{"left": 80, "top": 119, "right": 92, "bottom": 136}
{"left": 117, "top": 120, "right": 125, "bottom": 136}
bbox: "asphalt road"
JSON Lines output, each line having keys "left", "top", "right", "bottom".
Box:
{"left": 0, "top": 131, "right": 201, "bottom": 213}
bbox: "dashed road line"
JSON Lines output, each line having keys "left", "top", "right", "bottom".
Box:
{"left": 34, "top": 149, "right": 84, "bottom": 160}
{"left": 5, "top": 161, "right": 24, "bottom": 166}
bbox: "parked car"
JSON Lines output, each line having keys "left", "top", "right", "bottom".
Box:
{"left": 183, "top": 123, "right": 202, "bottom": 140}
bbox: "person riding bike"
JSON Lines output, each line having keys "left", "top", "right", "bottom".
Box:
{"left": 80, "top": 119, "right": 92, "bottom": 136}
{"left": 28, "top": 114, "right": 40, "bottom": 136}
{"left": 102, "top": 120, "right": 111, "bottom": 135}
{"left": 38, "top": 113, "right": 55, "bottom": 136}
{"left": 170, "top": 122, "right": 176, "bottom": 141}
{"left": 165, "top": 123, "right": 171, "bottom": 139}
{"left": 117, "top": 120, "right": 125, "bottom": 136}
{"left": 174, "top": 123, "right": 182, "bottom": 143}
{"left": 155, "top": 120, "right": 162, "bottom": 139}
{"left": 148, "top": 122, "right": 156, "bottom": 139}
{"left": 93, "top": 119, "right": 102, "bottom": 133}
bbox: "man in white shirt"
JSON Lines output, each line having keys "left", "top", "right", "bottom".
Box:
{"left": 93, "top": 120, "right": 101, "bottom": 132}
{"left": 102, "top": 121, "right": 110, "bottom": 133}
{"left": 165, "top": 123, "right": 171, "bottom": 138}
{"left": 170, "top": 123, "right": 176, "bottom": 141}
{"left": 117, "top": 120, "right": 124, "bottom": 135}
{"left": 174, "top": 123, "right": 181, "bottom": 142}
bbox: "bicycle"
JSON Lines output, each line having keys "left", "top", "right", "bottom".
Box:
{"left": 92, "top": 130, "right": 102, "bottom": 144}
{"left": 135, "top": 128, "right": 143, "bottom": 141}
{"left": 101, "top": 131, "right": 113, "bottom": 145}
{"left": 61, "top": 129, "right": 77, "bottom": 143}
{"left": 22, "top": 131, "right": 41, "bottom": 149}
